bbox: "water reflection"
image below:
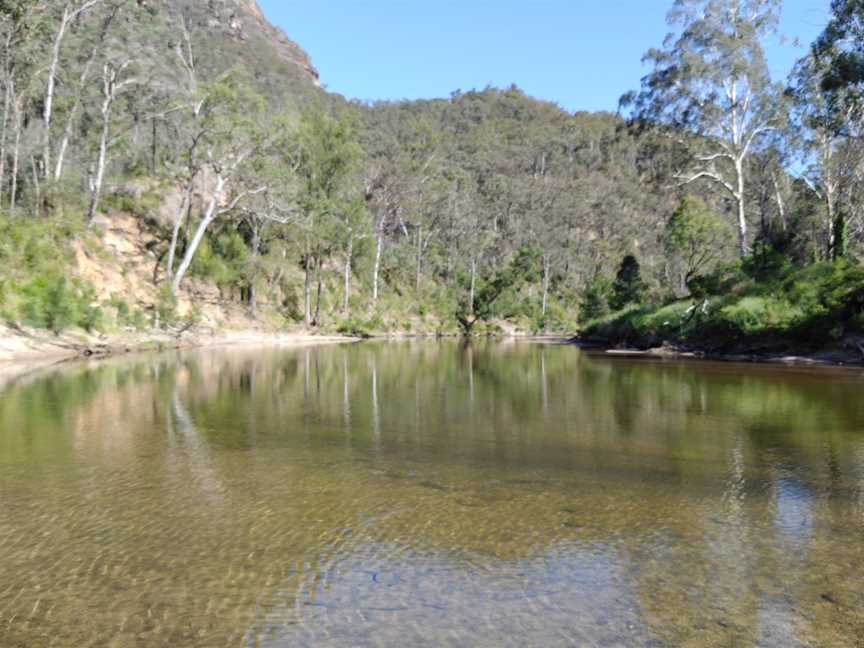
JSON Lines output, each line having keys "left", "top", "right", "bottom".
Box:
{"left": 0, "top": 341, "right": 862, "bottom": 646}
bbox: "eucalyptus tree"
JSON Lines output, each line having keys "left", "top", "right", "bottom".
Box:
{"left": 83, "top": 1, "right": 178, "bottom": 224}
{"left": 813, "top": 0, "right": 864, "bottom": 129}
{"left": 164, "top": 8, "right": 209, "bottom": 283}
{"left": 169, "top": 79, "right": 271, "bottom": 296}
{"left": 388, "top": 114, "right": 445, "bottom": 295}
{"left": 42, "top": 0, "right": 108, "bottom": 181}
{"left": 807, "top": 0, "right": 864, "bottom": 255}
{"left": 51, "top": 3, "right": 121, "bottom": 183}
{"left": 86, "top": 59, "right": 141, "bottom": 224}
{"left": 0, "top": 0, "right": 47, "bottom": 211}
{"left": 231, "top": 163, "right": 299, "bottom": 317}
{"left": 622, "top": 0, "right": 787, "bottom": 256}
{"left": 362, "top": 161, "right": 401, "bottom": 305}
{"left": 788, "top": 54, "right": 856, "bottom": 257}
{"left": 291, "top": 110, "right": 362, "bottom": 325}
{"left": 339, "top": 198, "right": 370, "bottom": 315}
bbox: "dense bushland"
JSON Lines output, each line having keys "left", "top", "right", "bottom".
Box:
{"left": 0, "top": 0, "right": 863, "bottom": 348}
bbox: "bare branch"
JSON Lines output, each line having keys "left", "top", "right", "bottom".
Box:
{"left": 673, "top": 170, "right": 737, "bottom": 198}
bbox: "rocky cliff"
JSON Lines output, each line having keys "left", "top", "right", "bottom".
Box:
{"left": 167, "top": 0, "right": 322, "bottom": 103}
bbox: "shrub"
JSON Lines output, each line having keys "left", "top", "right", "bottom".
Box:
{"left": 106, "top": 295, "right": 148, "bottom": 330}
{"left": 687, "top": 262, "right": 742, "bottom": 299}
{"left": 336, "top": 315, "right": 376, "bottom": 338}
{"left": 20, "top": 273, "right": 102, "bottom": 334}
{"left": 155, "top": 284, "right": 178, "bottom": 328}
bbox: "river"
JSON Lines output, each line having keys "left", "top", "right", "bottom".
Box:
{"left": 0, "top": 340, "right": 862, "bottom": 646}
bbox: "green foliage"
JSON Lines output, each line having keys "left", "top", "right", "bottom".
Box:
{"left": 20, "top": 273, "right": 102, "bottom": 335}
{"left": 296, "top": 110, "right": 362, "bottom": 217}
{"left": 0, "top": 215, "right": 80, "bottom": 274}
{"left": 742, "top": 239, "right": 795, "bottom": 283}
{"left": 1, "top": 0, "right": 862, "bottom": 345}
{"left": 191, "top": 230, "right": 251, "bottom": 295}
{"left": 456, "top": 246, "right": 541, "bottom": 334}
{"left": 101, "top": 189, "right": 162, "bottom": 219}
{"left": 155, "top": 284, "right": 178, "bottom": 328}
{"left": 610, "top": 255, "right": 644, "bottom": 311}
{"left": 665, "top": 195, "right": 732, "bottom": 290}
{"left": 832, "top": 211, "right": 848, "bottom": 261}
{"left": 0, "top": 215, "right": 106, "bottom": 334}
{"left": 713, "top": 297, "right": 804, "bottom": 336}
{"left": 585, "top": 260, "right": 864, "bottom": 351}
{"left": 686, "top": 262, "right": 742, "bottom": 299}
{"left": 105, "top": 295, "right": 148, "bottom": 331}
{"left": 579, "top": 276, "right": 611, "bottom": 325}
{"left": 335, "top": 314, "right": 385, "bottom": 338}
{"left": 813, "top": 0, "right": 864, "bottom": 109}
{"left": 532, "top": 299, "right": 577, "bottom": 333}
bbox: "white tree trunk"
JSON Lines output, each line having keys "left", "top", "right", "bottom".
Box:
{"left": 541, "top": 255, "right": 551, "bottom": 317}
{"left": 44, "top": 0, "right": 106, "bottom": 180}
{"left": 248, "top": 221, "right": 260, "bottom": 317}
{"left": 372, "top": 232, "right": 383, "bottom": 303}
{"left": 303, "top": 252, "right": 312, "bottom": 327}
{"left": 469, "top": 256, "right": 476, "bottom": 316}
{"left": 30, "top": 154, "right": 41, "bottom": 214}
{"left": 54, "top": 55, "right": 96, "bottom": 181}
{"left": 86, "top": 94, "right": 113, "bottom": 225}
{"left": 43, "top": 4, "right": 72, "bottom": 179}
{"left": 734, "top": 159, "right": 748, "bottom": 257}
{"left": 9, "top": 97, "right": 21, "bottom": 214}
{"left": 825, "top": 183, "right": 837, "bottom": 258}
{"left": 771, "top": 172, "right": 787, "bottom": 232}
{"left": 343, "top": 234, "right": 353, "bottom": 314}
{"left": 171, "top": 175, "right": 225, "bottom": 295}
{"left": 0, "top": 81, "right": 10, "bottom": 197}
{"left": 166, "top": 184, "right": 192, "bottom": 281}
{"left": 415, "top": 224, "right": 422, "bottom": 293}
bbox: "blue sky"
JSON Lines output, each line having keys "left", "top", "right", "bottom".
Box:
{"left": 259, "top": 0, "right": 831, "bottom": 113}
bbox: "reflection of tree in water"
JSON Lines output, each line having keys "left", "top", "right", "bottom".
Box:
{"left": 1, "top": 342, "right": 864, "bottom": 646}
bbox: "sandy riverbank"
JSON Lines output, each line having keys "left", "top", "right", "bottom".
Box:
{"left": 0, "top": 324, "right": 357, "bottom": 379}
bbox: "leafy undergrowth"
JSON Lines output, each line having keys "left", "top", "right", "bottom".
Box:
{"left": 0, "top": 215, "right": 149, "bottom": 335}
{"left": 582, "top": 261, "right": 864, "bottom": 353}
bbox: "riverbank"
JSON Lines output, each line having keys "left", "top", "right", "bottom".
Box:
{"left": 0, "top": 323, "right": 356, "bottom": 375}
{"left": 572, "top": 338, "right": 864, "bottom": 367}
{"left": 578, "top": 260, "right": 864, "bottom": 368}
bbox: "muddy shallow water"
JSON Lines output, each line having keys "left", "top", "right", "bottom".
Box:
{"left": 0, "top": 340, "right": 862, "bottom": 647}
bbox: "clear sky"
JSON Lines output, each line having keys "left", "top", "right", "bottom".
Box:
{"left": 259, "top": 0, "right": 831, "bottom": 113}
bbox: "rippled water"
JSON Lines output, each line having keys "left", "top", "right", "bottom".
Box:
{"left": 1, "top": 340, "right": 863, "bottom": 647}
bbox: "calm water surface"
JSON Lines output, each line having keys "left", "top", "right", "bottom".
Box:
{"left": 1, "top": 340, "right": 863, "bottom": 647}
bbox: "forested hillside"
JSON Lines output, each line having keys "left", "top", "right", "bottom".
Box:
{"left": 1, "top": 0, "right": 864, "bottom": 352}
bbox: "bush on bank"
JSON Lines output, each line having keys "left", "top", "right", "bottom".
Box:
{"left": 581, "top": 260, "right": 864, "bottom": 352}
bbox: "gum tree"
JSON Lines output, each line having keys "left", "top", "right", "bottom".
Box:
{"left": 622, "top": 0, "right": 787, "bottom": 257}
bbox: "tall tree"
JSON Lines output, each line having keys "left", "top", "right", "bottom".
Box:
{"left": 169, "top": 79, "right": 270, "bottom": 295}
{"left": 611, "top": 254, "right": 644, "bottom": 310}
{"left": 807, "top": 0, "right": 864, "bottom": 256}
{"left": 291, "top": 110, "right": 361, "bottom": 326}
{"left": 789, "top": 54, "right": 858, "bottom": 258}
{"left": 622, "top": 0, "right": 786, "bottom": 256}
{"left": 42, "top": 0, "right": 107, "bottom": 180}
{"left": 813, "top": 0, "right": 864, "bottom": 128}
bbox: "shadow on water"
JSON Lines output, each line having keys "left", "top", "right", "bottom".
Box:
{"left": 0, "top": 340, "right": 863, "bottom": 646}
